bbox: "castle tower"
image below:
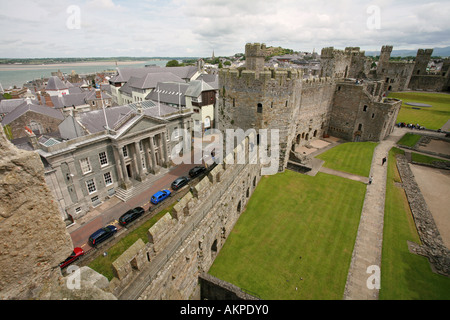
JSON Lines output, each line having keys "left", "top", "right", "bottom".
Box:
{"left": 377, "top": 45, "right": 393, "bottom": 74}
{"left": 245, "top": 43, "right": 266, "bottom": 72}
{"left": 413, "top": 48, "right": 433, "bottom": 75}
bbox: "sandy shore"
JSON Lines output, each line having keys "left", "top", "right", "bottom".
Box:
{"left": 0, "top": 60, "right": 157, "bottom": 71}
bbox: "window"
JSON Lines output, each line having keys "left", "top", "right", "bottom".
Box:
{"left": 363, "top": 105, "right": 368, "bottom": 112}
{"left": 141, "top": 155, "right": 146, "bottom": 169}
{"left": 80, "top": 158, "right": 91, "bottom": 174}
{"left": 139, "top": 141, "right": 143, "bottom": 152}
{"left": 99, "top": 151, "right": 108, "bottom": 166}
{"left": 104, "top": 172, "right": 113, "bottom": 186}
{"left": 122, "top": 145, "right": 128, "bottom": 158}
{"left": 91, "top": 195, "right": 100, "bottom": 207}
{"left": 75, "top": 207, "right": 82, "bottom": 214}
{"left": 257, "top": 103, "right": 262, "bottom": 113}
{"left": 86, "top": 179, "right": 96, "bottom": 194}
{"left": 358, "top": 123, "right": 363, "bottom": 131}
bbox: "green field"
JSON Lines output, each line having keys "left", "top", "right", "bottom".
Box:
{"left": 208, "top": 170, "right": 366, "bottom": 299}
{"left": 315, "top": 141, "right": 378, "bottom": 177}
{"left": 388, "top": 92, "right": 450, "bottom": 130}
{"left": 380, "top": 148, "right": 450, "bottom": 299}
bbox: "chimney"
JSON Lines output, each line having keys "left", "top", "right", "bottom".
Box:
{"left": 24, "top": 126, "right": 39, "bottom": 150}
{"left": 95, "top": 89, "right": 101, "bottom": 99}
{"left": 43, "top": 93, "right": 54, "bottom": 107}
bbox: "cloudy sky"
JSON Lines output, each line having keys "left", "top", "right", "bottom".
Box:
{"left": 1, "top": 0, "right": 449, "bottom": 58}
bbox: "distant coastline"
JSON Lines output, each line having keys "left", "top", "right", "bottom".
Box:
{"left": 0, "top": 60, "right": 152, "bottom": 72}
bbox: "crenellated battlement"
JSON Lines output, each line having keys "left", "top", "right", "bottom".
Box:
{"left": 417, "top": 48, "right": 433, "bottom": 56}
{"left": 219, "top": 67, "right": 303, "bottom": 83}
{"left": 321, "top": 47, "right": 349, "bottom": 59}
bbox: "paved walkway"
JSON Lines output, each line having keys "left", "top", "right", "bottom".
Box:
{"left": 343, "top": 128, "right": 404, "bottom": 300}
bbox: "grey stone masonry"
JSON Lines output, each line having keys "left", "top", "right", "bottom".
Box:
{"left": 396, "top": 155, "right": 450, "bottom": 276}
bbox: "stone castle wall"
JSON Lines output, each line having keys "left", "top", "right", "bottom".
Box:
{"left": 0, "top": 128, "right": 73, "bottom": 298}
{"left": 111, "top": 136, "right": 263, "bottom": 300}
{"left": 329, "top": 80, "right": 401, "bottom": 142}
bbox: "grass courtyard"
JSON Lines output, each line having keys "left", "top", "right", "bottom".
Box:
{"left": 380, "top": 148, "right": 450, "bottom": 299}
{"left": 387, "top": 92, "right": 450, "bottom": 130}
{"left": 315, "top": 141, "right": 377, "bottom": 177}
{"left": 208, "top": 169, "right": 367, "bottom": 299}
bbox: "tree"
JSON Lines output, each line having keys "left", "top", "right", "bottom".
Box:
{"left": 166, "top": 60, "right": 180, "bottom": 67}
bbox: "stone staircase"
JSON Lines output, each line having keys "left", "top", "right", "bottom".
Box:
{"left": 115, "top": 168, "right": 169, "bottom": 202}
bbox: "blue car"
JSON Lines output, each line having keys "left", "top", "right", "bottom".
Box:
{"left": 151, "top": 189, "right": 171, "bottom": 205}
{"left": 88, "top": 225, "right": 117, "bottom": 247}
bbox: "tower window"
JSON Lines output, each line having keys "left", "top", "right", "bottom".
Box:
{"left": 257, "top": 103, "right": 262, "bottom": 113}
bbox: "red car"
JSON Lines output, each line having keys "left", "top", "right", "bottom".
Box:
{"left": 59, "top": 247, "right": 85, "bottom": 268}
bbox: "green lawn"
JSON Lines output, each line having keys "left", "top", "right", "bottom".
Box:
{"left": 88, "top": 204, "right": 174, "bottom": 280}
{"left": 316, "top": 141, "right": 377, "bottom": 177}
{"left": 388, "top": 92, "right": 450, "bottom": 130}
{"left": 411, "top": 152, "right": 450, "bottom": 165}
{"left": 380, "top": 148, "right": 450, "bottom": 299}
{"left": 397, "top": 133, "right": 421, "bottom": 148}
{"left": 208, "top": 170, "right": 366, "bottom": 299}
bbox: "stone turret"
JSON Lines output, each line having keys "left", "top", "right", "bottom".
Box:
{"left": 413, "top": 48, "right": 433, "bottom": 76}
{"left": 245, "top": 43, "right": 266, "bottom": 72}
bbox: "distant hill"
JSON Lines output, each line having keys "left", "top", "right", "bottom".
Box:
{"left": 365, "top": 46, "right": 450, "bottom": 58}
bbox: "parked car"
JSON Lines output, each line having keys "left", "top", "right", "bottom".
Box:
{"left": 119, "top": 207, "right": 145, "bottom": 226}
{"left": 171, "top": 176, "right": 190, "bottom": 190}
{"left": 88, "top": 225, "right": 117, "bottom": 247}
{"left": 151, "top": 189, "right": 171, "bottom": 205}
{"left": 59, "top": 247, "right": 85, "bottom": 268}
{"left": 189, "top": 166, "right": 206, "bottom": 178}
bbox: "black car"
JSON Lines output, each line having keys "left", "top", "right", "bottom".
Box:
{"left": 189, "top": 166, "right": 206, "bottom": 178}
{"left": 171, "top": 176, "right": 190, "bottom": 190}
{"left": 88, "top": 225, "right": 117, "bottom": 247}
{"left": 118, "top": 207, "right": 145, "bottom": 226}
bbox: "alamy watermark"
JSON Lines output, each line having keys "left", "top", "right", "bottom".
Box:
{"left": 66, "top": 5, "right": 81, "bottom": 30}
{"left": 367, "top": 5, "right": 381, "bottom": 30}
{"left": 66, "top": 265, "right": 81, "bottom": 290}
{"left": 366, "top": 265, "right": 381, "bottom": 290}
{"left": 170, "top": 128, "right": 280, "bottom": 176}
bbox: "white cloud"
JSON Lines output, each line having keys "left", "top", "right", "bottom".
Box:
{"left": 0, "top": 0, "right": 449, "bottom": 58}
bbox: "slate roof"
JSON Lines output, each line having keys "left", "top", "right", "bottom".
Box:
{"left": 1, "top": 100, "right": 64, "bottom": 125}
{"left": 46, "top": 76, "right": 68, "bottom": 91}
{"left": 109, "top": 66, "right": 199, "bottom": 84}
{"left": 145, "top": 82, "right": 189, "bottom": 106}
{"left": 0, "top": 98, "right": 28, "bottom": 114}
{"left": 76, "top": 101, "right": 181, "bottom": 134}
{"left": 127, "top": 72, "right": 183, "bottom": 90}
{"left": 185, "top": 80, "right": 215, "bottom": 98}
{"left": 51, "top": 92, "right": 88, "bottom": 109}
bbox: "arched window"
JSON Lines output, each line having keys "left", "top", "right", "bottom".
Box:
{"left": 257, "top": 103, "right": 262, "bottom": 113}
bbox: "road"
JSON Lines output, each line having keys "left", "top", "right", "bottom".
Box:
{"left": 69, "top": 156, "right": 202, "bottom": 250}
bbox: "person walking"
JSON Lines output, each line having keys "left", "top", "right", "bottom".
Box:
{"left": 369, "top": 176, "right": 373, "bottom": 185}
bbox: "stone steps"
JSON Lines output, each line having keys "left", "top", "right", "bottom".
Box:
{"left": 115, "top": 168, "right": 169, "bottom": 202}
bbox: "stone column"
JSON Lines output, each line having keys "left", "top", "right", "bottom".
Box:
{"left": 134, "top": 141, "right": 145, "bottom": 181}
{"left": 112, "top": 146, "right": 124, "bottom": 183}
{"left": 119, "top": 145, "right": 132, "bottom": 189}
{"left": 143, "top": 137, "right": 152, "bottom": 175}
{"left": 149, "top": 135, "right": 159, "bottom": 174}
{"left": 161, "top": 131, "right": 169, "bottom": 168}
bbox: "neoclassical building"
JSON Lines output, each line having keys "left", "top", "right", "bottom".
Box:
{"left": 35, "top": 100, "right": 192, "bottom": 221}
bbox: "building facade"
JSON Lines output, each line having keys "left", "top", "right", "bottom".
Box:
{"left": 36, "top": 101, "right": 192, "bottom": 221}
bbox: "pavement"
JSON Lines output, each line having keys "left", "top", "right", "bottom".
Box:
{"left": 68, "top": 151, "right": 202, "bottom": 249}
{"left": 342, "top": 128, "right": 404, "bottom": 300}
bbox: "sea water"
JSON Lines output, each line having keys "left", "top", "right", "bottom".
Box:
{"left": 0, "top": 59, "right": 169, "bottom": 90}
